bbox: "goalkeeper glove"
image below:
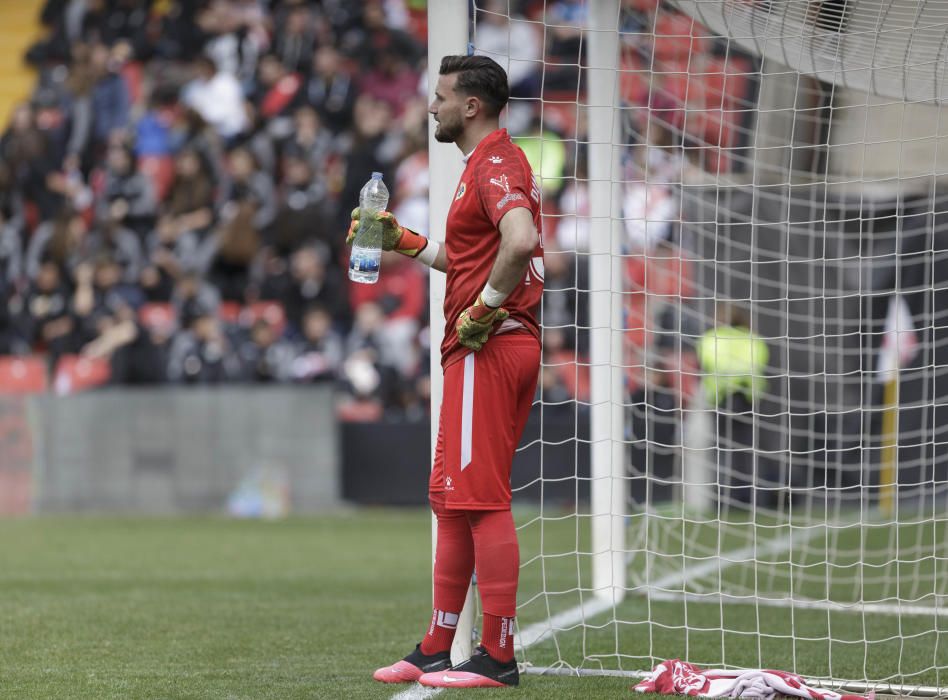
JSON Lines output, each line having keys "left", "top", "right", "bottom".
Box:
{"left": 347, "top": 208, "right": 430, "bottom": 258}
{"left": 456, "top": 295, "right": 510, "bottom": 351}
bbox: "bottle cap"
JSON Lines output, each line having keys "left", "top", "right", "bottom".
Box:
{"left": 371, "top": 171, "right": 383, "bottom": 180}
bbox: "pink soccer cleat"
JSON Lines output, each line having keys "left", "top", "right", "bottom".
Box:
{"left": 373, "top": 644, "right": 452, "bottom": 684}
{"left": 418, "top": 646, "right": 519, "bottom": 688}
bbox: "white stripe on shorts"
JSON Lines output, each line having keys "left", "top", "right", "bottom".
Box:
{"left": 460, "top": 352, "right": 475, "bottom": 470}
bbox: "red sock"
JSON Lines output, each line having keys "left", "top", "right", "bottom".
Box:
{"left": 469, "top": 509, "right": 519, "bottom": 662}
{"left": 481, "top": 613, "right": 516, "bottom": 662}
{"left": 421, "top": 496, "right": 474, "bottom": 655}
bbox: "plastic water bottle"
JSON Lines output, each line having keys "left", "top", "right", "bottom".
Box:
{"left": 348, "top": 172, "right": 389, "bottom": 284}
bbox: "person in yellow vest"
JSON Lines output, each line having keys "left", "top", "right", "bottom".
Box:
{"left": 697, "top": 302, "right": 768, "bottom": 510}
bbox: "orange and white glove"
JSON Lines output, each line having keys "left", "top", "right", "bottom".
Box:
{"left": 347, "top": 208, "right": 437, "bottom": 262}
{"left": 456, "top": 294, "right": 510, "bottom": 351}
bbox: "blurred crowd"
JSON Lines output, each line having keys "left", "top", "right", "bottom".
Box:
{"left": 1, "top": 0, "right": 433, "bottom": 417}
{"left": 0, "top": 0, "right": 746, "bottom": 419}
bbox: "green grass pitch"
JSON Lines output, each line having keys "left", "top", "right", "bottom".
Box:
{"left": 0, "top": 511, "right": 633, "bottom": 699}
{"left": 1, "top": 509, "right": 944, "bottom": 698}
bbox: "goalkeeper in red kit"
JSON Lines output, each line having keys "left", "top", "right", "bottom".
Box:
{"left": 347, "top": 55, "right": 543, "bottom": 688}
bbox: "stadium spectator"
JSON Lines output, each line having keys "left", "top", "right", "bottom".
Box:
{"left": 237, "top": 317, "right": 296, "bottom": 383}
{"left": 20, "top": 260, "right": 77, "bottom": 368}
{"left": 172, "top": 271, "right": 221, "bottom": 332}
{"left": 89, "top": 40, "right": 132, "bottom": 149}
{"left": 26, "top": 208, "right": 89, "bottom": 281}
{"left": 205, "top": 198, "right": 261, "bottom": 302}
{"left": 0, "top": 204, "right": 24, "bottom": 295}
{"left": 166, "top": 304, "right": 242, "bottom": 384}
{"left": 305, "top": 45, "right": 357, "bottom": 134}
{"left": 61, "top": 42, "right": 96, "bottom": 171}
{"left": 282, "top": 106, "right": 333, "bottom": 184}
{"left": 345, "top": 0, "right": 420, "bottom": 69}
{"left": 0, "top": 291, "right": 29, "bottom": 355}
{"left": 543, "top": 0, "right": 586, "bottom": 91}
{"left": 697, "top": 302, "right": 769, "bottom": 509}
{"left": 282, "top": 245, "right": 348, "bottom": 334}
{"left": 359, "top": 47, "right": 421, "bottom": 118}
{"left": 3, "top": 96, "right": 66, "bottom": 221}
{"left": 513, "top": 116, "right": 567, "bottom": 197}
{"left": 286, "top": 304, "right": 343, "bottom": 383}
{"left": 629, "top": 359, "right": 681, "bottom": 504}
{"left": 80, "top": 301, "right": 166, "bottom": 385}
{"left": 267, "top": 150, "right": 335, "bottom": 258}
{"left": 96, "top": 141, "right": 157, "bottom": 238}
{"left": 182, "top": 55, "right": 247, "bottom": 140}
{"left": 83, "top": 217, "right": 144, "bottom": 284}
{"left": 272, "top": 3, "right": 317, "bottom": 75}
{"left": 253, "top": 53, "right": 305, "bottom": 139}
{"left": 220, "top": 145, "right": 276, "bottom": 232}
{"left": 162, "top": 147, "right": 217, "bottom": 243}
{"left": 473, "top": 0, "right": 543, "bottom": 97}
{"left": 200, "top": 0, "right": 269, "bottom": 86}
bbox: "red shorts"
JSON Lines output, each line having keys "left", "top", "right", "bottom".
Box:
{"left": 429, "top": 333, "right": 541, "bottom": 510}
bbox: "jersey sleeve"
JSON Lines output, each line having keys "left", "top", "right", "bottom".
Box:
{"left": 475, "top": 154, "right": 539, "bottom": 229}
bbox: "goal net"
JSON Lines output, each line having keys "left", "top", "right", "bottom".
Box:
{"left": 459, "top": 0, "right": 948, "bottom": 693}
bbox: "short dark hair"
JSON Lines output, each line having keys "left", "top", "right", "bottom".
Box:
{"left": 439, "top": 55, "right": 509, "bottom": 117}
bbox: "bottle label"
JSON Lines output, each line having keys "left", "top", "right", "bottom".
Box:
{"left": 349, "top": 246, "right": 381, "bottom": 274}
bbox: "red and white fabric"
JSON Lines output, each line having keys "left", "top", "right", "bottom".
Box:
{"left": 429, "top": 333, "right": 540, "bottom": 510}
{"left": 634, "top": 659, "right": 873, "bottom": 700}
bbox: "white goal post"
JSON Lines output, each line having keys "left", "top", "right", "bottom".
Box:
{"left": 429, "top": 0, "right": 948, "bottom": 694}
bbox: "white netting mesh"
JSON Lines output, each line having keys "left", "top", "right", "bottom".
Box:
{"left": 466, "top": 0, "right": 948, "bottom": 691}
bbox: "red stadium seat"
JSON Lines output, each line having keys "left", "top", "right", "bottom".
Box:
{"left": 629, "top": 0, "right": 660, "bottom": 12}
{"left": 246, "top": 301, "right": 287, "bottom": 337}
{"left": 53, "top": 355, "right": 111, "bottom": 395}
{"left": 218, "top": 301, "right": 242, "bottom": 324}
{"left": 0, "top": 356, "right": 48, "bottom": 394}
{"left": 653, "top": 13, "right": 709, "bottom": 61}
{"left": 139, "top": 303, "right": 177, "bottom": 334}
{"left": 620, "top": 54, "right": 651, "bottom": 106}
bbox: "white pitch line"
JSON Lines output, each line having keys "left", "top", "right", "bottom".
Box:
{"left": 516, "top": 596, "right": 616, "bottom": 650}
{"left": 648, "top": 522, "right": 819, "bottom": 590}
{"left": 389, "top": 684, "right": 443, "bottom": 700}
{"left": 646, "top": 588, "right": 948, "bottom": 618}
{"left": 516, "top": 523, "right": 819, "bottom": 654}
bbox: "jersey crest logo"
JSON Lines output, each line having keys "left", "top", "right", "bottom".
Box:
{"left": 455, "top": 182, "right": 466, "bottom": 200}
{"left": 488, "top": 155, "right": 503, "bottom": 164}
{"left": 489, "top": 174, "right": 510, "bottom": 193}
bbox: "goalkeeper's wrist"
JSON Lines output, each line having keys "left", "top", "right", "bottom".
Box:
{"left": 396, "top": 227, "right": 439, "bottom": 267}
{"left": 414, "top": 238, "right": 440, "bottom": 267}
{"left": 480, "top": 282, "right": 508, "bottom": 309}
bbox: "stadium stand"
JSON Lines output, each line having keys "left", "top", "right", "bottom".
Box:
{"left": 0, "top": 0, "right": 741, "bottom": 421}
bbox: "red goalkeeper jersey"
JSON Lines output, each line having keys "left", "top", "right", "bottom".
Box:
{"left": 441, "top": 128, "right": 544, "bottom": 369}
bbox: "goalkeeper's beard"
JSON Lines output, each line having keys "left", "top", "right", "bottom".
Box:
{"left": 434, "top": 116, "right": 463, "bottom": 144}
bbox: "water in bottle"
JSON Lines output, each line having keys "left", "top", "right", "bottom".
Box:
{"left": 348, "top": 172, "right": 389, "bottom": 284}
